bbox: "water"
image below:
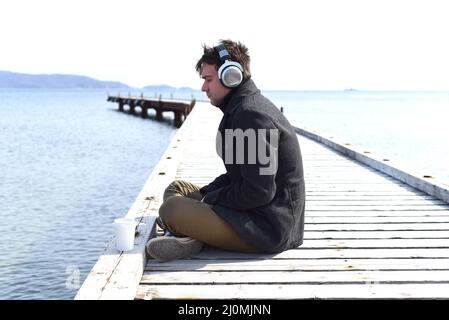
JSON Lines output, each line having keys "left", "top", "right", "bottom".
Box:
{"left": 0, "top": 89, "right": 184, "bottom": 299}
{"left": 1, "top": 89, "right": 448, "bottom": 299}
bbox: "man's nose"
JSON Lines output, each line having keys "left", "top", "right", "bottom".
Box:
{"left": 201, "top": 82, "right": 207, "bottom": 92}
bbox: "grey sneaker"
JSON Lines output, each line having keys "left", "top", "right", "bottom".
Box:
{"left": 155, "top": 217, "right": 167, "bottom": 236}
{"left": 146, "top": 235, "right": 203, "bottom": 262}
{"left": 155, "top": 216, "right": 166, "bottom": 231}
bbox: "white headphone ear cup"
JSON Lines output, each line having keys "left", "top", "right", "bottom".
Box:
{"left": 222, "top": 66, "right": 243, "bottom": 88}
{"left": 218, "top": 61, "right": 243, "bottom": 88}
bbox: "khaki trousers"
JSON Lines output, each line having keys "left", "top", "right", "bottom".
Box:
{"left": 159, "top": 180, "right": 257, "bottom": 253}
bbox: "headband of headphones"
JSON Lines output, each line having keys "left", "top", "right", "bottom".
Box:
{"left": 215, "top": 43, "right": 231, "bottom": 60}
{"left": 214, "top": 43, "right": 243, "bottom": 88}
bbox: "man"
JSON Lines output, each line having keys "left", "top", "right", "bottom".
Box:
{"left": 146, "top": 39, "right": 305, "bottom": 262}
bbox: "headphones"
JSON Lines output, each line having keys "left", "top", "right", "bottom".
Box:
{"left": 214, "top": 43, "right": 244, "bottom": 88}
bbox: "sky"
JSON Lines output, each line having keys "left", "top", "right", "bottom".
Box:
{"left": 1, "top": 0, "right": 449, "bottom": 91}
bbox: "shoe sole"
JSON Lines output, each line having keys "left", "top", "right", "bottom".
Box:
{"left": 146, "top": 237, "right": 203, "bottom": 262}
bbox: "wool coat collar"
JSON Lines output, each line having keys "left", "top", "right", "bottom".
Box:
{"left": 216, "top": 78, "right": 259, "bottom": 114}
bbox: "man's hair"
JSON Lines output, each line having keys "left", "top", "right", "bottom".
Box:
{"left": 195, "top": 39, "right": 251, "bottom": 80}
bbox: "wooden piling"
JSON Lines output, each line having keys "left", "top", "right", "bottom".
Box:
{"left": 108, "top": 95, "right": 196, "bottom": 127}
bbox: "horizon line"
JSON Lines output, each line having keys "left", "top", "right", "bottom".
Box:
{"left": 1, "top": 70, "right": 449, "bottom": 92}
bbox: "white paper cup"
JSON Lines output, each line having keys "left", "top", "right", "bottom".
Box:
{"left": 113, "top": 218, "right": 136, "bottom": 251}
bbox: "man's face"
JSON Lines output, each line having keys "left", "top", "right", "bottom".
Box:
{"left": 201, "top": 63, "right": 231, "bottom": 106}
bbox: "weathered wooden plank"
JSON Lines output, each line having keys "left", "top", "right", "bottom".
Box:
{"left": 136, "top": 283, "right": 449, "bottom": 299}
{"left": 303, "top": 230, "right": 449, "bottom": 239}
{"left": 306, "top": 216, "right": 449, "bottom": 223}
{"left": 141, "top": 270, "right": 449, "bottom": 284}
{"left": 192, "top": 247, "right": 449, "bottom": 259}
{"left": 178, "top": 176, "right": 409, "bottom": 184}
{"left": 145, "top": 258, "right": 449, "bottom": 272}
{"left": 306, "top": 197, "right": 443, "bottom": 203}
{"left": 305, "top": 211, "right": 449, "bottom": 217}
{"left": 300, "top": 238, "right": 449, "bottom": 248}
{"left": 302, "top": 185, "right": 418, "bottom": 191}
{"left": 306, "top": 205, "right": 449, "bottom": 211}
{"left": 179, "top": 181, "right": 421, "bottom": 192}
{"left": 305, "top": 223, "right": 449, "bottom": 231}
{"left": 304, "top": 180, "right": 414, "bottom": 184}
{"left": 305, "top": 191, "right": 430, "bottom": 195}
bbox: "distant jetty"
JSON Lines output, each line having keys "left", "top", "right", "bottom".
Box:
{"left": 108, "top": 94, "right": 195, "bottom": 128}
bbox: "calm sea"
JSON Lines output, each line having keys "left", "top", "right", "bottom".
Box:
{"left": 0, "top": 89, "right": 448, "bottom": 299}
{"left": 0, "top": 89, "right": 180, "bottom": 299}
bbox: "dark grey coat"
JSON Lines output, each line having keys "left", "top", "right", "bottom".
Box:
{"left": 200, "top": 79, "right": 305, "bottom": 253}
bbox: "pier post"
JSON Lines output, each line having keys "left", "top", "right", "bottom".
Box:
{"left": 118, "top": 100, "right": 124, "bottom": 112}
{"left": 141, "top": 102, "right": 148, "bottom": 118}
{"left": 129, "top": 100, "right": 136, "bottom": 114}
{"left": 174, "top": 111, "right": 183, "bottom": 128}
{"left": 156, "top": 110, "right": 163, "bottom": 121}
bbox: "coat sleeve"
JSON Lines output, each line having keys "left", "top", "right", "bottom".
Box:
{"left": 199, "top": 173, "right": 230, "bottom": 196}
{"left": 202, "top": 109, "right": 279, "bottom": 210}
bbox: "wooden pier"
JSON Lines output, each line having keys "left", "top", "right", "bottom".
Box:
{"left": 76, "top": 102, "right": 449, "bottom": 300}
{"left": 108, "top": 95, "right": 196, "bottom": 128}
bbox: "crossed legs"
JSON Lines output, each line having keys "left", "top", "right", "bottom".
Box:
{"left": 158, "top": 180, "right": 256, "bottom": 253}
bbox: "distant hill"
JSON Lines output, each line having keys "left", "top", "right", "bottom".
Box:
{"left": 143, "top": 84, "right": 196, "bottom": 92}
{"left": 0, "top": 71, "right": 130, "bottom": 89}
